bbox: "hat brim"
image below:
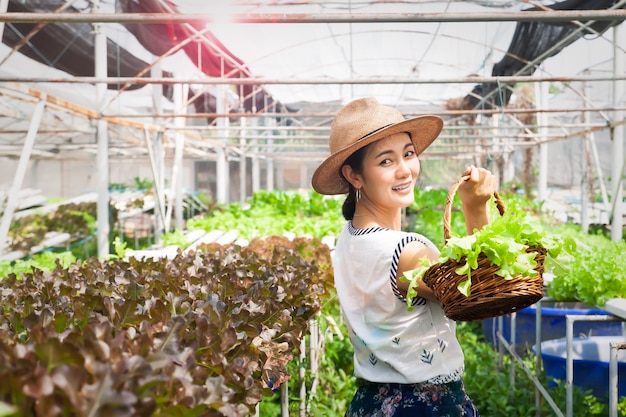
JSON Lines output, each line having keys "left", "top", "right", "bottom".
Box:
{"left": 312, "top": 115, "right": 443, "bottom": 195}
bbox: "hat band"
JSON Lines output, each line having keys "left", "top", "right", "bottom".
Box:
{"left": 357, "top": 123, "right": 394, "bottom": 142}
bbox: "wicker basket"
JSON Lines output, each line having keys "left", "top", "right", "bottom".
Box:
{"left": 422, "top": 176, "right": 545, "bottom": 322}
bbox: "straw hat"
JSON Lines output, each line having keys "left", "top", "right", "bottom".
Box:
{"left": 311, "top": 97, "right": 443, "bottom": 195}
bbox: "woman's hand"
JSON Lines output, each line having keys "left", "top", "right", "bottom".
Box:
{"left": 457, "top": 166, "right": 497, "bottom": 234}
{"left": 458, "top": 166, "right": 496, "bottom": 209}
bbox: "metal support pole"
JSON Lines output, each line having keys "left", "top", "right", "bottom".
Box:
{"left": 565, "top": 315, "right": 574, "bottom": 417}
{"left": 299, "top": 336, "right": 306, "bottom": 417}
{"left": 251, "top": 117, "right": 260, "bottom": 193}
{"left": 300, "top": 163, "right": 308, "bottom": 189}
{"left": 277, "top": 160, "right": 284, "bottom": 190}
{"left": 536, "top": 80, "right": 549, "bottom": 202}
{"left": 174, "top": 83, "right": 187, "bottom": 230}
{"left": 496, "top": 330, "right": 565, "bottom": 417}
{"left": 267, "top": 155, "right": 274, "bottom": 191}
{"left": 535, "top": 299, "right": 544, "bottom": 417}
{"left": 266, "top": 115, "right": 275, "bottom": 192}
{"left": 496, "top": 315, "right": 504, "bottom": 367}
{"left": 610, "top": 23, "right": 624, "bottom": 241}
{"left": 609, "top": 342, "right": 626, "bottom": 417}
{"left": 0, "top": 0, "right": 9, "bottom": 42}
{"left": 510, "top": 312, "right": 517, "bottom": 386}
{"left": 2, "top": 10, "right": 626, "bottom": 25}
{"left": 0, "top": 97, "right": 45, "bottom": 255}
{"left": 281, "top": 381, "right": 289, "bottom": 417}
{"left": 144, "top": 128, "right": 167, "bottom": 235}
{"left": 309, "top": 318, "right": 320, "bottom": 397}
{"left": 151, "top": 61, "right": 164, "bottom": 243}
{"left": 589, "top": 133, "right": 611, "bottom": 216}
{"left": 155, "top": 131, "right": 165, "bottom": 242}
{"left": 565, "top": 315, "right": 623, "bottom": 417}
{"left": 151, "top": 59, "right": 163, "bottom": 119}
{"left": 239, "top": 116, "right": 247, "bottom": 202}
{"left": 216, "top": 85, "right": 229, "bottom": 204}
{"left": 94, "top": 0, "right": 109, "bottom": 259}
{"left": 581, "top": 76, "right": 590, "bottom": 232}
{"left": 164, "top": 83, "right": 186, "bottom": 232}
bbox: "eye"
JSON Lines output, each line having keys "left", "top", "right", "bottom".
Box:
{"left": 405, "top": 149, "right": 415, "bottom": 157}
{"left": 380, "top": 158, "right": 392, "bottom": 166}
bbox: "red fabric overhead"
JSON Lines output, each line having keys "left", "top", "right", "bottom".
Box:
{"left": 2, "top": 0, "right": 292, "bottom": 119}
{"left": 118, "top": 0, "right": 292, "bottom": 115}
{"left": 119, "top": 0, "right": 248, "bottom": 78}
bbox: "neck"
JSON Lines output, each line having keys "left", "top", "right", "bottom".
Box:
{"left": 352, "top": 210, "right": 399, "bottom": 230}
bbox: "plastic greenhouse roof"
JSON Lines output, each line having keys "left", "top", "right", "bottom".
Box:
{"left": 171, "top": 0, "right": 624, "bottom": 106}
{"left": 0, "top": 0, "right": 623, "bottom": 162}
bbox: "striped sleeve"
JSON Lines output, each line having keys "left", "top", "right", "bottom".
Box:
{"left": 389, "top": 235, "right": 431, "bottom": 306}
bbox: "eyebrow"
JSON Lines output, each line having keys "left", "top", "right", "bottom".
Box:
{"left": 373, "top": 141, "right": 414, "bottom": 159}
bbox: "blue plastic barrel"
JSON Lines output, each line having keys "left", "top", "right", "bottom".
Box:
{"left": 482, "top": 303, "right": 623, "bottom": 354}
{"left": 536, "top": 336, "right": 626, "bottom": 400}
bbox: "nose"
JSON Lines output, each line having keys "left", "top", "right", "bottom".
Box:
{"left": 397, "top": 158, "right": 412, "bottom": 177}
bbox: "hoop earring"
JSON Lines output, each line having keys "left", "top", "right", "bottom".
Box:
{"left": 356, "top": 188, "right": 361, "bottom": 202}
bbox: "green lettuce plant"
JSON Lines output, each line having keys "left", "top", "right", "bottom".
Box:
{"left": 185, "top": 191, "right": 343, "bottom": 240}
{"left": 547, "top": 227, "right": 626, "bottom": 307}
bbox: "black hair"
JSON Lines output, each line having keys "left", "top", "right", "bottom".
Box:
{"left": 341, "top": 145, "right": 368, "bottom": 220}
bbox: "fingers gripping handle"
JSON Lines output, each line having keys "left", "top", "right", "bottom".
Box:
{"left": 443, "top": 175, "right": 505, "bottom": 241}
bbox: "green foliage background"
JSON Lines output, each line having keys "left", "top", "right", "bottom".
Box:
{"left": 2, "top": 188, "right": 626, "bottom": 416}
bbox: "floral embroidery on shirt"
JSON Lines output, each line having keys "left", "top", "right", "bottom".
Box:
{"left": 439, "top": 338, "right": 448, "bottom": 352}
{"left": 369, "top": 353, "right": 378, "bottom": 366}
{"left": 420, "top": 349, "right": 434, "bottom": 364}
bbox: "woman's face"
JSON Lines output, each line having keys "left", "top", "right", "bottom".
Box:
{"left": 359, "top": 132, "right": 420, "bottom": 209}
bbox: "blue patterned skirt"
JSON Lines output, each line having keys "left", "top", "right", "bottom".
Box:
{"left": 345, "top": 378, "right": 479, "bottom": 417}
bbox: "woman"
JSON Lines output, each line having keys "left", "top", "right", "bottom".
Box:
{"left": 311, "top": 97, "right": 496, "bottom": 416}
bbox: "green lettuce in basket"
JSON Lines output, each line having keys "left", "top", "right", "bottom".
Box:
{"left": 401, "top": 200, "right": 575, "bottom": 310}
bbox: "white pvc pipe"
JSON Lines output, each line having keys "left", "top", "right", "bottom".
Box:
{"left": 589, "top": 133, "right": 611, "bottom": 214}
{"left": 239, "top": 116, "right": 247, "bottom": 203}
{"left": 536, "top": 80, "right": 549, "bottom": 202}
{"left": 609, "top": 343, "right": 619, "bottom": 417}
{"left": 535, "top": 299, "right": 544, "bottom": 414}
{"left": 216, "top": 85, "right": 229, "bottom": 204}
{"left": 0, "top": 0, "right": 9, "bottom": 42}
{"left": 581, "top": 77, "right": 590, "bottom": 232}
{"left": 565, "top": 315, "right": 623, "bottom": 417}
{"left": 565, "top": 316, "right": 574, "bottom": 417}
{"left": 266, "top": 115, "right": 275, "bottom": 192}
{"left": 251, "top": 117, "right": 261, "bottom": 194}
{"left": 0, "top": 97, "right": 46, "bottom": 255}
{"left": 168, "top": 83, "right": 187, "bottom": 231}
{"left": 94, "top": 0, "right": 110, "bottom": 259}
{"left": 144, "top": 128, "right": 166, "bottom": 233}
{"left": 1, "top": 10, "right": 626, "bottom": 24}
{"left": 610, "top": 24, "right": 624, "bottom": 241}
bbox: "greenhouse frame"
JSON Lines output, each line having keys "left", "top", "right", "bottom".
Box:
{"left": 0, "top": 1, "right": 625, "bottom": 416}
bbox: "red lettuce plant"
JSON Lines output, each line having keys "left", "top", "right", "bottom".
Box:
{"left": 0, "top": 236, "right": 333, "bottom": 416}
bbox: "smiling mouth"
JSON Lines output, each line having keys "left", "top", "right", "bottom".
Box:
{"left": 392, "top": 183, "right": 411, "bottom": 191}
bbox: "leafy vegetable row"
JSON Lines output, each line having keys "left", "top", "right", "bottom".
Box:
{"left": 546, "top": 226, "right": 626, "bottom": 307}
{"left": 0, "top": 236, "right": 333, "bottom": 416}
{"left": 185, "top": 191, "right": 344, "bottom": 242}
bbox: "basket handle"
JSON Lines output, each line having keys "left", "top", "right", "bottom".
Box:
{"left": 443, "top": 175, "right": 505, "bottom": 241}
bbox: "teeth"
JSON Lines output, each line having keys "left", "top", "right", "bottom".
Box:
{"left": 393, "top": 184, "right": 409, "bottom": 191}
